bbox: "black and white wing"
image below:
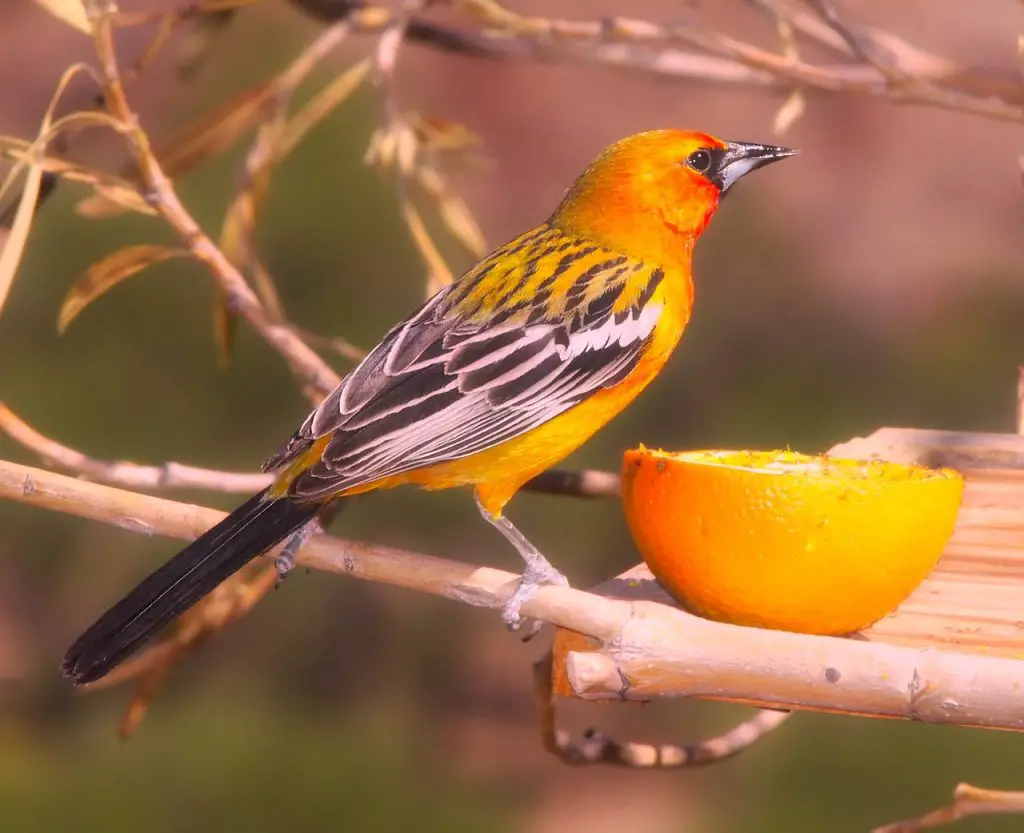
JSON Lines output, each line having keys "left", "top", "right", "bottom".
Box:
{"left": 264, "top": 269, "right": 664, "bottom": 501}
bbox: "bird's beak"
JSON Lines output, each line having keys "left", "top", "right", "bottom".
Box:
{"left": 718, "top": 141, "right": 798, "bottom": 193}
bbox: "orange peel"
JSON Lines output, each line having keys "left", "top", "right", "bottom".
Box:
{"left": 621, "top": 448, "right": 964, "bottom": 635}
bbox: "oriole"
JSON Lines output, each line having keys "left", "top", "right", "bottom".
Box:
{"left": 62, "top": 130, "right": 796, "bottom": 685}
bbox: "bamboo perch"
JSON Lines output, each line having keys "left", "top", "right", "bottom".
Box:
{"left": 4, "top": 456, "right": 1024, "bottom": 731}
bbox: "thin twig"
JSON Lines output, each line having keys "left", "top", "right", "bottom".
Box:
{"left": 0, "top": 402, "right": 272, "bottom": 492}
{"left": 533, "top": 651, "right": 792, "bottom": 767}
{"left": 0, "top": 398, "right": 617, "bottom": 498}
{"left": 806, "top": 0, "right": 904, "bottom": 82}
{"left": 873, "top": 783, "right": 1024, "bottom": 833}
{"left": 522, "top": 468, "right": 620, "bottom": 499}
{"left": 291, "top": 324, "right": 367, "bottom": 363}
{"left": 287, "top": 0, "right": 1024, "bottom": 124}
{"left": 765, "top": 1, "right": 806, "bottom": 135}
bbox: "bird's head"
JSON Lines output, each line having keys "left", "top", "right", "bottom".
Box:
{"left": 552, "top": 129, "right": 797, "bottom": 264}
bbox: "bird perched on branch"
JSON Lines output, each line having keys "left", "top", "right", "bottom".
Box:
{"left": 62, "top": 129, "right": 797, "bottom": 686}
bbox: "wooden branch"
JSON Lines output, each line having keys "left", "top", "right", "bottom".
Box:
{"left": 287, "top": 0, "right": 1024, "bottom": 125}
{"left": 0, "top": 402, "right": 272, "bottom": 493}
{"left": 5, "top": 457, "right": 1024, "bottom": 730}
{"left": 533, "top": 651, "right": 792, "bottom": 767}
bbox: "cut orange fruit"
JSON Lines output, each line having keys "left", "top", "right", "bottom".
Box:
{"left": 621, "top": 448, "right": 964, "bottom": 635}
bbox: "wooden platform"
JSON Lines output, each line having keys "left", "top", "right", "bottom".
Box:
{"left": 551, "top": 428, "right": 1024, "bottom": 704}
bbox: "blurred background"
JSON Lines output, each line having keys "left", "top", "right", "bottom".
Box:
{"left": 1, "top": 0, "right": 1023, "bottom": 831}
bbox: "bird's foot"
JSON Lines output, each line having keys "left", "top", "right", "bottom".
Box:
{"left": 275, "top": 518, "right": 322, "bottom": 581}
{"left": 502, "top": 553, "right": 570, "bottom": 631}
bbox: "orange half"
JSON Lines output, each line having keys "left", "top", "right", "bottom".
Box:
{"left": 621, "top": 448, "right": 964, "bottom": 635}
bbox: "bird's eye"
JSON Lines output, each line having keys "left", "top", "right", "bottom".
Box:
{"left": 686, "top": 149, "right": 713, "bottom": 174}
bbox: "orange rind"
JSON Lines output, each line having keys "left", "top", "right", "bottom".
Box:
{"left": 621, "top": 448, "right": 964, "bottom": 635}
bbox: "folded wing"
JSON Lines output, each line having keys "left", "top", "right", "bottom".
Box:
{"left": 264, "top": 256, "right": 664, "bottom": 500}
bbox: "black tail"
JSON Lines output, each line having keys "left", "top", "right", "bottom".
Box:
{"left": 61, "top": 489, "right": 322, "bottom": 686}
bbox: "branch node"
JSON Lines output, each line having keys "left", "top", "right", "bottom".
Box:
{"left": 565, "top": 650, "right": 624, "bottom": 697}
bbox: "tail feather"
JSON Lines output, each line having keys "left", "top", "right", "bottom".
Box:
{"left": 61, "top": 489, "right": 323, "bottom": 686}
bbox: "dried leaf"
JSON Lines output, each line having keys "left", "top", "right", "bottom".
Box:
{"left": 0, "top": 64, "right": 94, "bottom": 319}
{"left": 365, "top": 124, "right": 398, "bottom": 170}
{"left": 32, "top": 0, "right": 90, "bottom": 34}
{"left": 0, "top": 146, "right": 155, "bottom": 216}
{"left": 174, "top": 7, "right": 242, "bottom": 79}
{"left": 126, "top": 13, "right": 178, "bottom": 84}
{"left": 402, "top": 200, "right": 454, "bottom": 298}
{"left": 211, "top": 284, "right": 238, "bottom": 367}
{"left": 76, "top": 81, "right": 275, "bottom": 218}
{"left": 215, "top": 110, "right": 286, "bottom": 364}
{"left": 0, "top": 162, "right": 45, "bottom": 316}
{"left": 75, "top": 178, "right": 154, "bottom": 216}
{"left": 410, "top": 114, "right": 483, "bottom": 154}
{"left": 162, "top": 82, "right": 279, "bottom": 178}
{"left": 214, "top": 60, "right": 369, "bottom": 364}
{"left": 276, "top": 59, "right": 370, "bottom": 160}
{"left": 772, "top": 88, "right": 806, "bottom": 136}
{"left": 220, "top": 117, "right": 282, "bottom": 305}
{"left": 80, "top": 564, "right": 277, "bottom": 736}
{"left": 58, "top": 244, "right": 189, "bottom": 332}
{"left": 415, "top": 166, "right": 486, "bottom": 257}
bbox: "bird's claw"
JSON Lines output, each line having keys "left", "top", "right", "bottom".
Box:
{"left": 274, "top": 518, "right": 322, "bottom": 582}
{"left": 502, "top": 557, "right": 570, "bottom": 632}
{"left": 274, "top": 552, "right": 295, "bottom": 580}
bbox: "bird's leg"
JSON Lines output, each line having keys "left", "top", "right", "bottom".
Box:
{"left": 474, "top": 494, "right": 570, "bottom": 628}
{"left": 274, "top": 500, "right": 347, "bottom": 580}
{"left": 274, "top": 517, "right": 322, "bottom": 579}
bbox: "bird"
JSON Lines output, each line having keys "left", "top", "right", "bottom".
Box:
{"left": 61, "top": 129, "right": 797, "bottom": 686}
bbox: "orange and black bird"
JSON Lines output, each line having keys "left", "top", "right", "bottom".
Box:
{"left": 62, "top": 129, "right": 797, "bottom": 685}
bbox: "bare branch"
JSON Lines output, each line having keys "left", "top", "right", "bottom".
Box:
{"left": 0, "top": 403, "right": 272, "bottom": 493}
{"left": 533, "top": 651, "right": 792, "bottom": 767}
{"left": 284, "top": 0, "right": 1024, "bottom": 124}
{"left": 522, "top": 468, "right": 620, "bottom": 499}
{"left": 6, "top": 457, "right": 1024, "bottom": 731}
{"left": 805, "top": 0, "right": 904, "bottom": 82}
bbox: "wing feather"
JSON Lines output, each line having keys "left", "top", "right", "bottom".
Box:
{"left": 262, "top": 246, "right": 664, "bottom": 498}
